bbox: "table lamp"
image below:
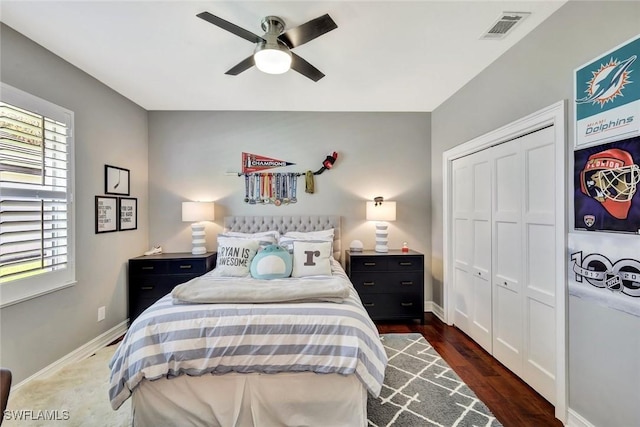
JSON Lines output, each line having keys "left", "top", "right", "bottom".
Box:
{"left": 182, "top": 201, "right": 215, "bottom": 255}
{"left": 366, "top": 197, "right": 396, "bottom": 253}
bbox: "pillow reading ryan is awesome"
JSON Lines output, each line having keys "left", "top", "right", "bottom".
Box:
{"left": 216, "top": 237, "right": 259, "bottom": 277}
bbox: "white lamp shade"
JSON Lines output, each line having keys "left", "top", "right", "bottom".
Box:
{"left": 366, "top": 201, "right": 396, "bottom": 221}
{"left": 182, "top": 202, "right": 215, "bottom": 222}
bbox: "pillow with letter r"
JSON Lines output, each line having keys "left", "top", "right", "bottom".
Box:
{"left": 216, "top": 237, "right": 259, "bottom": 277}
{"left": 291, "top": 241, "right": 332, "bottom": 277}
{"left": 250, "top": 244, "right": 292, "bottom": 279}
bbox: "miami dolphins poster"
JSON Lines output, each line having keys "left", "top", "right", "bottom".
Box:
{"left": 569, "top": 233, "right": 640, "bottom": 317}
{"left": 574, "top": 34, "right": 640, "bottom": 148}
{"left": 574, "top": 136, "right": 640, "bottom": 233}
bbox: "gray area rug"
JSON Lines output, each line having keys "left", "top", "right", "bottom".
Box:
{"left": 368, "top": 333, "right": 502, "bottom": 427}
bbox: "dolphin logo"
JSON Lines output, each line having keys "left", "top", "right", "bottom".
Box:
{"left": 576, "top": 55, "right": 636, "bottom": 105}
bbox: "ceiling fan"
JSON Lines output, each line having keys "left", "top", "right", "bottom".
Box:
{"left": 196, "top": 11, "right": 337, "bottom": 82}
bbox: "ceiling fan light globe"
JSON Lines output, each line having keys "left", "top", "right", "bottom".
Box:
{"left": 254, "top": 46, "right": 292, "bottom": 74}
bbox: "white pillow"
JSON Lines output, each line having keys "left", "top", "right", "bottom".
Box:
{"left": 291, "top": 241, "right": 332, "bottom": 277}
{"left": 279, "top": 229, "right": 334, "bottom": 254}
{"left": 283, "top": 229, "right": 333, "bottom": 240}
{"left": 220, "top": 230, "right": 279, "bottom": 248}
{"left": 216, "top": 237, "right": 259, "bottom": 277}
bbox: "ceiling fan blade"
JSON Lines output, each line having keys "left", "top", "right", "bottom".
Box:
{"left": 278, "top": 14, "right": 337, "bottom": 49}
{"left": 290, "top": 53, "right": 325, "bottom": 82}
{"left": 197, "top": 12, "right": 264, "bottom": 44}
{"left": 225, "top": 55, "right": 256, "bottom": 75}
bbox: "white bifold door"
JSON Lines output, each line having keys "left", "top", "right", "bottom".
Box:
{"left": 451, "top": 125, "right": 557, "bottom": 404}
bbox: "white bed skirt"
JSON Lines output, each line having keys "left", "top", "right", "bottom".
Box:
{"left": 131, "top": 372, "right": 367, "bottom": 427}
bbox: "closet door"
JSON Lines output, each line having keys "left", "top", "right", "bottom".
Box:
{"left": 491, "top": 126, "right": 557, "bottom": 404}
{"left": 520, "top": 126, "right": 557, "bottom": 403}
{"left": 452, "top": 150, "right": 492, "bottom": 352}
{"left": 491, "top": 139, "right": 523, "bottom": 374}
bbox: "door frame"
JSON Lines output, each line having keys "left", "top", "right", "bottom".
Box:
{"left": 442, "top": 100, "right": 567, "bottom": 422}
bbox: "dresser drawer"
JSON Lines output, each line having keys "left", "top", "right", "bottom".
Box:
{"left": 129, "top": 260, "right": 169, "bottom": 275}
{"left": 359, "top": 292, "right": 423, "bottom": 320}
{"left": 388, "top": 256, "right": 423, "bottom": 271}
{"left": 167, "top": 258, "right": 208, "bottom": 274}
{"left": 351, "top": 271, "right": 422, "bottom": 294}
{"left": 348, "top": 256, "right": 389, "bottom": 272}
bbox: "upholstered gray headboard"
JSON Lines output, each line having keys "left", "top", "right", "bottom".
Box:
{"left": 224, "top": 215, "right": 341, "bottom": 261}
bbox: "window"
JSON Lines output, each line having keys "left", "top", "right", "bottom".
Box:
{"left": 0, "top": 83, "right": 75, "bottom": 307}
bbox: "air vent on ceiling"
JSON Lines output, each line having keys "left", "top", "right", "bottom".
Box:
{"left": 481, "top": 12, "right": 530, "bottom": 40}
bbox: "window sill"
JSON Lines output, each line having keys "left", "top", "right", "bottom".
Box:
{"left": 0, "top": 280, "right": 77, "bottom": 309}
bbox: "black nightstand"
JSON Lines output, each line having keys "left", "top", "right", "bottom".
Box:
{"left": 345, "top": 249, "right": 424, "bottom": 323}
{"left": 128, "top": 252, "right": 216, "bottom": 322}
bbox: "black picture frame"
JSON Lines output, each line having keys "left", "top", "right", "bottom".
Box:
{"left": 105, "top": 164, "right": 130, "bottom": 196}
{"left": 95, "top": 196, "right": 118, "bottom": 233}
{"left": 119, "top": 197, "right": 138, "bottom": 231}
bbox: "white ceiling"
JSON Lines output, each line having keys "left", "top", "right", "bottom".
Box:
{"left": 0, "top": 1, "right": 567, "bottom": 112}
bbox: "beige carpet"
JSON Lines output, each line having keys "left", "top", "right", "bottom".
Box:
{"left": 4, "top": 345, "right": 130, "bottom": 427}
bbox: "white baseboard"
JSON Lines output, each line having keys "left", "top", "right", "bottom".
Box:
{"left": 567, "top": 409, "right": 595, "bottom": 427}
{"left": 13, "top": 320, "right": 128, "bottom": 391}
{"left": 425, "top": 301, "right": 445, "bottom": 322}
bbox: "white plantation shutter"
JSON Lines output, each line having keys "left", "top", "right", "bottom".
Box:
{"left": 0, "top": 83, "right": 75, "bottom": 306}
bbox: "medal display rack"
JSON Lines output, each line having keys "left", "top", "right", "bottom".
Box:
{"left": 240, "top": 172, "right": 301, "bottom": 206}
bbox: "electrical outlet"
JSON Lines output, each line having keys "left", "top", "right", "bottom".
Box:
{"left": 98, "top": 306, "right": 106, "bottom": 322}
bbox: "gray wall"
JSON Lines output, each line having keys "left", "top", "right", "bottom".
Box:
{"left": 0, "top": 24, "right": 149, "bottom": 384}
{"left": 147, "top": 110, "right": 432, "bottom": 294}
{"left": 431, "top": 2, "right": 640, "bottom": 426}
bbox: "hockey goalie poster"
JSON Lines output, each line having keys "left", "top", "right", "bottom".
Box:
{"left": 574, "top": 33, "right": 640, "bottom": 147}
{"left": 574, "top": 135, "right": 640, "bottom": 233}
{"left": 569, "top": 233, "right": 640, "bottom": 317}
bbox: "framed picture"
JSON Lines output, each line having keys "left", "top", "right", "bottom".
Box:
{"left": 105, "top": 164, "right": 130, "bottom": 196}
{"left": 119, "top": 197, "right": 137, "bottom": 231}
{"left": 95, "top": 196, "right": 118, "bottom": 233}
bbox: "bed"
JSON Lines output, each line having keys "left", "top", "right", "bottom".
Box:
{"left": 109, "top": 215, "right": 387, "bottom": 427}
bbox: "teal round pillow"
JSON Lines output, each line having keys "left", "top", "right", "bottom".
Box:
{"left": 250, "top": 244, "right": 293, "bottom": 279}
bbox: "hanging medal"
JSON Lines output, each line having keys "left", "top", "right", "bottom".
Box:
{"left": 274, "top": 174, "right": 282, "bottom": 206}
{"left": 283, "top": 173, "right": 290, "bottom": 204}
{"left": 290, "top": 173, "right": 297, "bottom": 203}
{"left": 244, "top": 174, "right": 250, "bottom": 203}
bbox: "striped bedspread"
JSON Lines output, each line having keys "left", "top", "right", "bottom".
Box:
{"left": 108, "top": 259, "right": 387, "bottom": 410}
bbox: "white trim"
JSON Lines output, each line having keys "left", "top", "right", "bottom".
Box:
{"left": 424, "top": 301, "right": 445, "bottom": 322}
{"left": 567, "top": 409, "right": 596, "bottom": 427}
{"left": 12, "top": 320, "right": 128, "bottom": 391}
{"left": 442, "top": 100, "right": 567, "bottom": 423}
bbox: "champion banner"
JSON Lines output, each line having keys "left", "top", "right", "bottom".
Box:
{"left": 568, "top": 233, "right": 640, "bottom": 317}
{"left": 574, "top": 34, "right": 640, "bottom": 147}
{"left": 242, "top": 152, "right": 295, "bottom": 174}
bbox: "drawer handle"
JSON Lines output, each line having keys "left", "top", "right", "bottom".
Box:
{"left": 363, "top": 302, "right": 375, "bottom": 307}
{"left": 363, "top": 262, "right": 376, "bottom": 266}
{"left": 400, "top": 302, "right": 414, "bottom": 307}
{"left": 363, "top": 281, "right": 375, "bottom": 286}
{"left": 179, "top": 265, "right": 192, "bottom": 269}
{"left": 399, "top": 262, "right": 413, "bottom": 266}
{"left": 400, "top": 281, "right": 413, "bottom": 286}
{"left": 141, "top": 266, "right": 154, "bottom": 270}
{"left": 141, "top": 286, "right": 154, "bottom": 290}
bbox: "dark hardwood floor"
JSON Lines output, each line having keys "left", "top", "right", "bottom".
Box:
{"left": 376, "top": 313, "right": 563, "bottom": 427}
